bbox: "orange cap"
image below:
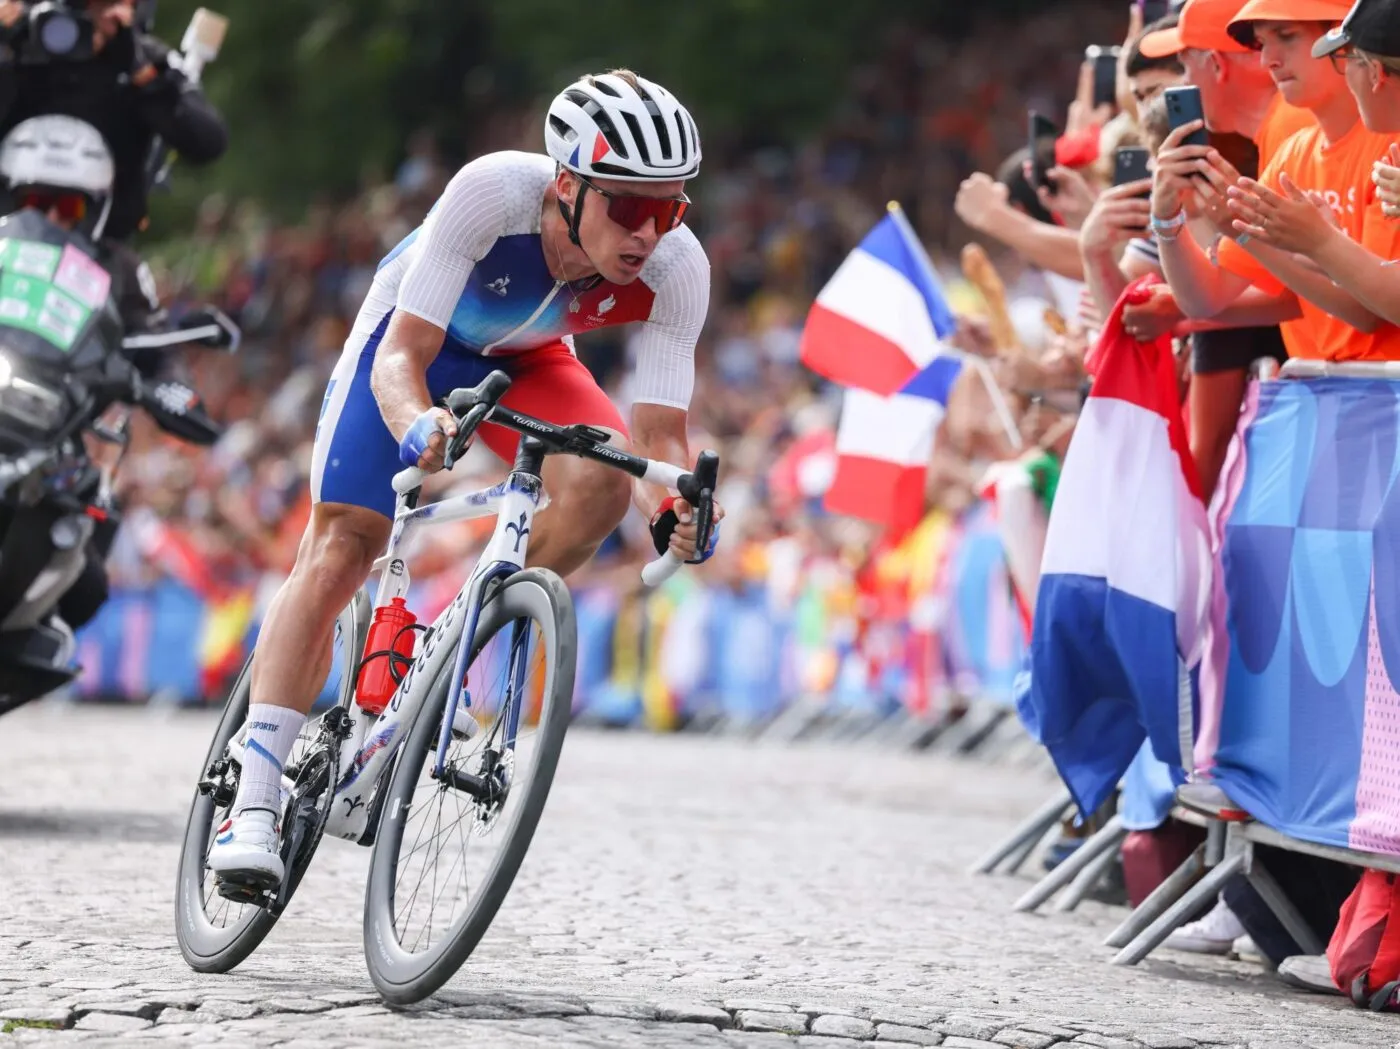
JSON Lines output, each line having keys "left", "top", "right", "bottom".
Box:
{"left": 1138, "top": 0, "right": 1254, "bottom": 57}
{"left": 1225, "top": 0, "right": 1352, "bottom": 47}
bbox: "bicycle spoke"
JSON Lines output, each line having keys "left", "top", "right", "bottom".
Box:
{"left": 386, "top": 612, "right": 547, "bottom": 957}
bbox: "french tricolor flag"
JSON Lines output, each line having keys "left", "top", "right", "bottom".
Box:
{"left": 823, "top": 358, "right": 963, "bottom": 535}
{"left": 801, "top": 204, "right": 959, "bottom": 395}
{"left": 1018, "top": 280, "right": 1213, "bottom": 815}
{"left": 802, "top": 205, "right": 963, "bottom": 534}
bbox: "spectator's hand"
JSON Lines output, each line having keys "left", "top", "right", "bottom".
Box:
{"left": 1151, "top": 120, "right": 1213, "bottom": 224}
{"left": 1373, "top": 143, "right": 1400, "bottom": 219}
{"left": 955, "top": 173, "right": 1011, "bottom": 233}
{"left": 1117, "top": 2, "right": 1145, "bottom": 119}
{"left": 1036, "top": 165, "right": 1098, "bottom": 230}
{"left": 1120, "top": 284, "right": 1182, "bottom": 341}
{"left": 1079, "top": 179, "right": 1152, "bottom": 255}
{"left": 949, "top": 314, "right": 998, "bottom": 358}
{"left": 1191, "top": 147, "right": 1249, "bottom": 236}
{"left": 1076, "top": 287, "right": 1105, "bottom": 332}
{"left": 0, "top": 2, "right": 25, "bottom": 29}
{"left": 1066, "top": 59, "right": 1113, "bottom": 137}
{"left": 1226, "top": 173, "right": 1340, "bottom": 255}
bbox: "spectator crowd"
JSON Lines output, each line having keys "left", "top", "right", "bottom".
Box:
{"left": 71, "top": 0, "right": 1400, "bottom": 1012}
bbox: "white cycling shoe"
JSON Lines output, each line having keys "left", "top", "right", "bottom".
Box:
{"left": 207, "top": 807, "right": 284, "bottom": 890}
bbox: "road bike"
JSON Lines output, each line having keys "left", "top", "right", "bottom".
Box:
{"left": 173, "top": 370, "right": 719, "bottom": 1004}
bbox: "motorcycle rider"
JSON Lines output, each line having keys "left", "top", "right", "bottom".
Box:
{"left": 0, "top": 0, "right": 226, "bottom": 379}
{"left": 0, "top": 0, "right": 228, "bottom": 244}
{"left": 0, "top": 113, "right": 122, "bottom": 630}
{"left": 0, "top": 113, "right": 220, "bottom": 631}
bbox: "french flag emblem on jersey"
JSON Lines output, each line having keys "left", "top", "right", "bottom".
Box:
{"left": 800, "top": 205, "right": 958, "bottom": 396}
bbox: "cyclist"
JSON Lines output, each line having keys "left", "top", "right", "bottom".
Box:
{"left": 208, "top": 69, "right": 722, "bottom": 889}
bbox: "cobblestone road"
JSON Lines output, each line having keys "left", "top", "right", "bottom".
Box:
{"left": 0, "top": 704, "right": 1392, "bottom": 1048}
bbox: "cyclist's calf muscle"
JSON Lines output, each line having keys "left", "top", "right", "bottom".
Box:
{"left": 248, "top": 502, "right": 389, "bottom": 717}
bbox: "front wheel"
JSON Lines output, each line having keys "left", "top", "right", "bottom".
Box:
{"left": 363, "top": 568, "right": 575, "bottom": 1004}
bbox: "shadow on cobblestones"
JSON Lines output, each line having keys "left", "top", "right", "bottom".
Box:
{"left": 0, "top": 809, "right": 181, "bottom": 842}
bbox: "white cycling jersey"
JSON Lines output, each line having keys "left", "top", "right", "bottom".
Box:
{"left": 346, "top": 151, "right": 711, "bottom": 409}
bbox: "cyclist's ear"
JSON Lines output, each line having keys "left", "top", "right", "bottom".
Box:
{"left": 556, "top": 168, "right": 580, "bottom": 207}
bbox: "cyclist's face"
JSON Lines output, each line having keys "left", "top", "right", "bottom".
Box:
{"left": 568, "top": 174, "right": 687, "bottom": 284}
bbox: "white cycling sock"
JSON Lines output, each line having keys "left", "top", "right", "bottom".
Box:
{"left": 232, "top": 704, "right": 305, "bottom": 818}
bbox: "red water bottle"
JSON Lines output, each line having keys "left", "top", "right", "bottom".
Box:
{"left": 356, "top": 597, "right": 418, "bottom": 715}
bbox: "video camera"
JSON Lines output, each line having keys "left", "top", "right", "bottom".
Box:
{"left": 15, "top": 0, "right": 159, "bottom": 65}
{"left": 18, "top": 1, "right": 96, "bottom": 64}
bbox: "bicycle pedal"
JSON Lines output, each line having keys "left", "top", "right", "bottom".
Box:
{"left": 213, "top": 875, "right": 275, "bottom": 908}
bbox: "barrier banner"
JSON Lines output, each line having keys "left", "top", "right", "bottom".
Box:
{"left": 71, "top": 505, "right": 1027, "bottom": 728}
{"left": 1213, "top": 377, "right": 1400, "bottom": 856}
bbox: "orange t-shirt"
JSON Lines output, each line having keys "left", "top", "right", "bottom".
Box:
{"left": 1255, "top": 94, "right": 1315, "bottom": 169}
{"left": 1216, "top": 120, "right": 1400, "bottom": 361}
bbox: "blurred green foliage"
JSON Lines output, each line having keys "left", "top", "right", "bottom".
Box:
{"left": 144, "top": 0, "right": 1078, "bottom": 229}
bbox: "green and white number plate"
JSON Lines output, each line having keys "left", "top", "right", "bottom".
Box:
{"left": 0, "top": 238, "right": 110, "bottom": 351}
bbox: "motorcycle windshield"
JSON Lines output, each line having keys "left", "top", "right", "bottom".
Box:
{"left": 0, "top": 211, "right": 118, "bottom": 370}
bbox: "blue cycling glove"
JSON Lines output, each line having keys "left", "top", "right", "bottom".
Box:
{"left": 399, "top": 408, "right": 446, "bottom": 469}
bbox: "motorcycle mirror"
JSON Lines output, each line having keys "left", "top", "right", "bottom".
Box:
{"left": 139, "top": 379, "right": 222, "bottom": 446}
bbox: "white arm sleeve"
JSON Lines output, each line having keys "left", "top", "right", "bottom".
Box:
{"left": 630, "top": 236, "right": 710, "bottom": 409}
{"left": 396, "top": 158, "right": 509, "bottom": 328}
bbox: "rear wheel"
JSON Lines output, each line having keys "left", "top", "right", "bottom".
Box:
{"left": 175, "top": 594, "right": 366, "bottom": 973}
{"left": 363, "top": 568, "right": 575, "bottom": 1004}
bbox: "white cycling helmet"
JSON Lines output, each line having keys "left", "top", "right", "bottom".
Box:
{"left": 545, "top": 71, "right": 701, "bottom": 182}
{"left": 0, "top": 115, "right": 114, "bottom": 239}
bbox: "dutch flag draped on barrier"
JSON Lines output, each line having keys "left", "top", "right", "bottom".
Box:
{"left": 800, "top": 203, "right": 963, "bottom": 535}
{"left": 1018, "top": 284, "right": 1213, "bottom": 816}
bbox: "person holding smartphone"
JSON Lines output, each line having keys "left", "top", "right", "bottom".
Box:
{"left": 1157, "top": 0, "right": 1400, "bottom": 364}
{"left": 1224, "top": 0, "right": 1400, "bottom": 326}
{"left": 1142, "top": 0, "right": 1360, "bottom": 504}
{"left": 1079, "top": 18, "right": 1189, "bottom": 321}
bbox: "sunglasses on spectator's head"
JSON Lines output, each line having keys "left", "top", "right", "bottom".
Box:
{"left": 577, "top": 175, "right": 690, "bottom": 234}
{"left": 20, "top": 190, "right": 87, "bottom": 224}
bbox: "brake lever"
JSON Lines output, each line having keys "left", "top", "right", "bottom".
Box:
{"left": 677, "top": 449, "right": 720, "bottom": 565}
{"left": 442, "top": 403, "right": 490, "bottom": 471}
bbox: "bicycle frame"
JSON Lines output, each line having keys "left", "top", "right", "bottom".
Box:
{"left": 321, "top": 460, "right": 548, "bottom": 844}
{"left": 303, "top": 377, "right": 705, "bottom": 845}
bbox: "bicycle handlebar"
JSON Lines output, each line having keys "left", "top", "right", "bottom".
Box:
{"left": 389, "top": 371, "right": 720, "bottom": 586}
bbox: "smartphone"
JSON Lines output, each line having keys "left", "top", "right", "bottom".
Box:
{"left": 1164, "top": 85, "right": 1209, "bottom": 147}
{"left": 1027, "top": 110, "right": 1057, "bottom": 188}
{"left": 1137, "top": 0, "right": 1171, "bottom": 22}
{"left": 1085, "top": 45, "right": 1122, "bottom": 109}
{"left": 1114, "top": 146, "right": 1152, "bottom": 189}
{"left": 1114, "top": 146, "right": 1152, "bottom": 220}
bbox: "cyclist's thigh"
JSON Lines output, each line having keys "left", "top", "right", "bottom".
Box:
{"left": 311, "top": 317, "right": 494, "bottom": 519}
{"left": 475, "top": 341, "right": 628, "bottom": 462}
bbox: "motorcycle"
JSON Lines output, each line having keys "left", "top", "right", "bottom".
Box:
{"left": 0, "top": 206, "right": 237, "bottom": 718}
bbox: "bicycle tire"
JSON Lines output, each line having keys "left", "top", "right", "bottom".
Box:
{"left": 362, "top": 567, "right": 575, "bottom": 1004}
{"left": 173, "top": 655, "right": 283, "bottom": 972}
{"left": 175, "top": 592, "right": 368, "bottom": 973}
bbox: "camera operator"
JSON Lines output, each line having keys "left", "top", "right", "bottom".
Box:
{"left": 0, "top": 0, "right": 227, "bottom": 246}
